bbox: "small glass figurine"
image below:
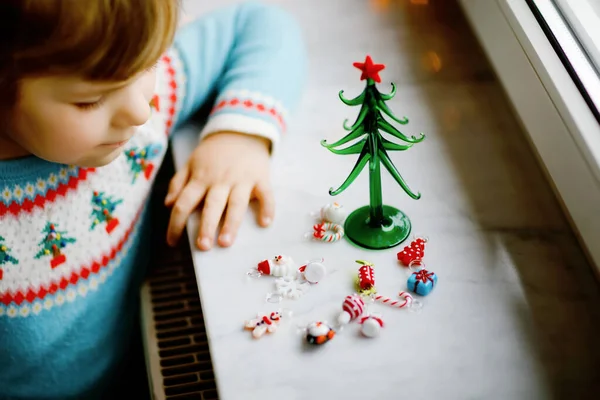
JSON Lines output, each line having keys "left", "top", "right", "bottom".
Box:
{"left": 305, "top": 321, "right": 336, "bottom": 345}
{"left": 407, "top": 261, "right": 438, "bottom": 296}
{"left": 321, "top": 55, "right": 426, "bottom": 250}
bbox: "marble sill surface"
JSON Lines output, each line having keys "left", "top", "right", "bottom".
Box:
{"left": 170, "top": 0, "right": 600, "bottom": 399}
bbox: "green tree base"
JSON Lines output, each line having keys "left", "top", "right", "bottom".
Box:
{"left": 344, "top": 205, "right": 411, "bottom": 250}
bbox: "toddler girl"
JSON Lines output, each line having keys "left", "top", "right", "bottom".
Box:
{"left": 0, "top": 0, "right": 306, "bottom": 398}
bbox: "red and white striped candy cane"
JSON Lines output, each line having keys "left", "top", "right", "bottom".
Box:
{"left": 312, "top": 222, "right": 344, "bottom": 242}
{"left": 374, "top": 291, "right": 414, "bottom": 309}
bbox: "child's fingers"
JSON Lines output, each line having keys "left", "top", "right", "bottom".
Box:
{"left": 166, "top": 180, "right": 207, "bottom": 247}
{"left": 197, "top": 185, "right": 230, "bottom": 250}
{"left": 165, "top": 166, "right": 190, "bottom": 206}
{"left": 218, "top": 184, "right": 253, "bottom": 247}
{"left": 252, "top": 181, "right": 275, "bottom": 227}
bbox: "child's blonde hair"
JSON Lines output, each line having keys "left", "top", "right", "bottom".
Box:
{"left": 0, "top": 0, "right": 179, "bottom": 121}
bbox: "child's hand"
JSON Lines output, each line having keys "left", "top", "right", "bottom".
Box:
{"left": 165, "top": 132, "right": 273, "bottom": 250}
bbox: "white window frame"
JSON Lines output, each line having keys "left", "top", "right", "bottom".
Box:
{"left": 458, "top": 0, "right": 600, "bottom": 274}
{"left": 553, "top": 0, "right": 600, "bottom": 73}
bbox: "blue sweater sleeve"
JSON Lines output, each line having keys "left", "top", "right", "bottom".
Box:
{"left": 171, "top": 1, "right": 307, "bottom": 150}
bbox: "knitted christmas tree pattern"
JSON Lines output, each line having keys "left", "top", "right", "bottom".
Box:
{"left": 34, "top": 223, "right": 76, "bottom": 269}
{"left": 124, "top": 144, "right": 162, "bottom": 183}
{"left": 0, "top": 236, "right": 18, "bottom": 280}
{"left": 90, "top": 191, "right": 123, "bottom": 234}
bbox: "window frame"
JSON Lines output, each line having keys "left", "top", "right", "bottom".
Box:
{"left": 458, "top": 0, "right": 600, "bottom": 274}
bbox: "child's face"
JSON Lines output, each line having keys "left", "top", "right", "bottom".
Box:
{"left": 7, "top": 68, "right": 157, "bottom": 167}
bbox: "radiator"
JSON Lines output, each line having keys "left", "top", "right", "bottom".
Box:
{"left": 140, "top": 153, "right": 219, "bottom": 400}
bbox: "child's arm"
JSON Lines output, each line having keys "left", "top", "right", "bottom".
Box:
{"left": 162, "top": 1, "right": 307, "bottom": 250}
{"left": 170, "top": 1, "right": 306, "bottom": 149}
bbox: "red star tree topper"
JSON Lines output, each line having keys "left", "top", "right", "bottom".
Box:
{"left": 353, "top": 55, "right": 386, "bottom": 83}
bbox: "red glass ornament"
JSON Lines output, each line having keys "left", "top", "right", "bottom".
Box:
{"left": 397, "top": 237, "right": 427, "bottom": 266}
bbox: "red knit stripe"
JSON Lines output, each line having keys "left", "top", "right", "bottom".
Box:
{"left": 160, "top": 55, "right": 179, "bottom": 137}
{"left": 0, "top": 168, "right": 95, "bottom": 218}
{"left": 210, "top": 99, "right": 287, "bottom": 133}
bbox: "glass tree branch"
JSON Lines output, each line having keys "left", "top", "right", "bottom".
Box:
{"left": 378, "top": 82, "right": 397, "bottom": 101}
{"left": 377, "top": 118, "right": 425, "bottom": 143}
{"left": 329, "top": 149, "right": 371, "bottom": 196}
{"left": 376, "top": 99, "right": 409, "bottom": 125}
{"left": 324, "top": 138, "right": 368, "bottom": 155}
{"left": 339, "top": 89, "right": 365, "bottom": 106}
{"left": 380, "top": 136, "right": 413, "bottom": 151}
{"left": 378, "top": 148, "right": 421, "bottom": 199}
{"left": 343, "top": 105, "right": 369, "bottom": 131}
{"left": 321, "top": 125, "right": 365, "bottom": 149}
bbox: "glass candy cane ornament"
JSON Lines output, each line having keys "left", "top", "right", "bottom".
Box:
{"left": 306, "top": 203, "right": 347, "bottom": 243}
{"left": 309, "top": 221, "right": 345, "bottom": 243}
{"left": 371, "top": 291, "right": 422, "bottom": 311}
{"left": 352, "top": 259, "right": 423, "bottom": 311}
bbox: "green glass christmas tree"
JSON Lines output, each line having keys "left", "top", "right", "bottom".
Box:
{"left": 0, "top": 236, "right": 18, "bottom": 280}
{"left": 90, "top": 191, "right": 123, "bottom": 234}
{"left": 34, "top": 222, "right": 76, "bottom": 268}
{"left": 321, "top": 55, "right": 425, "bottom": 250}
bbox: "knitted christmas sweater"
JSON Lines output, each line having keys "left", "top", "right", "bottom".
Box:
{"left": 0, "top": 2, "right": 305, "bottom": 399}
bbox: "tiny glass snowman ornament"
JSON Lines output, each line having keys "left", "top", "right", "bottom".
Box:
{"left": 320, "top": 202, "right": 347, "bottom": 225}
